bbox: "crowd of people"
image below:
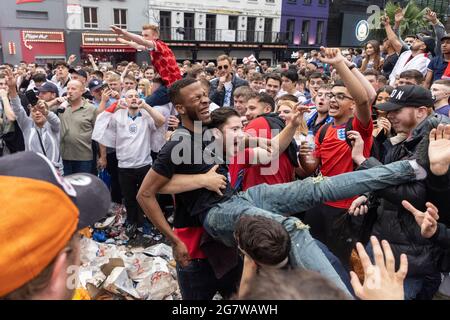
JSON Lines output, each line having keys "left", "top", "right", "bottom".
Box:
{"left": 1, "top": 7, "right": 450, "bottom": 301}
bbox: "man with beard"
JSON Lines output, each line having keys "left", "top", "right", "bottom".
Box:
{"left": 59, "top": 80, "right": 96, "bottom": 175}
{"left": 92, "top": 89, "right": 165, "bottom": 238}
{"left": 384, "top": 14, "right": 433, "bottom": 86}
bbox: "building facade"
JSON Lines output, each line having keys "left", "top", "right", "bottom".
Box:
{"left": 146, "top": 0, "right": 285, "bottom": 63}
{"left": 280, "top": 0, "right": 329, "bottom": 58}
{"left": 65, "top": 0, "right": 150, "bottom": 66}
{"left": 326, "top": 0, "right": 384, "bottom": 47}
{"left": 0, "top": 0, "right": 67, "bottom": 65}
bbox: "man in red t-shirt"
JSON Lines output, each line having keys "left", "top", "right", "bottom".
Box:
{"left": 111, "top": 24, "right": 181, "bottom": 87}
{"left": 228, "top": 92, "right": 304, "bottom": 191}
{"left": 298, "top": 47, "right": 376, "bottom": 267}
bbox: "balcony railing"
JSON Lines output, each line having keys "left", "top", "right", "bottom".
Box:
{"left": 159, "top": 27, "right": 292, "bottom": 44}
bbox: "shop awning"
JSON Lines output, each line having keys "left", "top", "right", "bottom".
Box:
{"left": 81, "top": 46, "right": 137, "bottom": 53}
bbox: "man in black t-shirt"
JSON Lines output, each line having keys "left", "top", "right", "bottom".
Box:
{"left": 137, "top": 78, "right": 431, "bottom": 299}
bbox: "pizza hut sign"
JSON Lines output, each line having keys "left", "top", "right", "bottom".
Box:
{"left": 22, "top": 30, "right": 64, "bottom": 50}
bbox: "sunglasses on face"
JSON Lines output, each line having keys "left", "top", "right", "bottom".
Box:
{"left": 217, "top": 65, "right": 229, "bottom": 70}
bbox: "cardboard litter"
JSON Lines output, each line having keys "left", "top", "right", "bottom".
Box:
{"left": 79, "top": 236, "right": 180, "bottom": 300}
{"left": 103, "top": 267, "right": 141, "bottom": 299}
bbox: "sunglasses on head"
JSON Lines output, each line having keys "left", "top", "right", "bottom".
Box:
{"left": 217, "top": 65, "right": 229, "bottom": 70}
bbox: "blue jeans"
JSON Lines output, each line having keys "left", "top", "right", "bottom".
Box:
{"left": 204, "top": 160, "right": 417, "bottom": 296}
{"left": 63, "top": 160, "right": 92, "bottom": 176}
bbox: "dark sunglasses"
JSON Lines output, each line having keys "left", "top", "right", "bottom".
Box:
{"left": 217, "top": 65, "right": 229, "bottom": 70}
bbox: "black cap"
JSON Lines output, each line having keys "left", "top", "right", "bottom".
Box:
{"left": 88, "top": 79, "right": 104, "bottom": 91}
{"left": 0, "top": 152, "right": 111, "bottom": 229}
{"left": 69, "top": 68, "right": 88, "bottom": 79}
{"left": 376, "top": 85, "right": 434, "bottom": 112}
{"left": 416, "top": 34, "right": 436, "bottom": 54}
{"left": 36, "top": 82, "right": 59, "bottom": 97}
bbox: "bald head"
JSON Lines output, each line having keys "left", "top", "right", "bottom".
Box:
{"left": 67, "top": 80, "right": 85, "bottom": 103}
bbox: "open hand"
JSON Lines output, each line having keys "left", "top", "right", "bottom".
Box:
{"left": 394, "top": 8, "right": 404, "bottom": 25}
{"left": 290, "top": 104, "right": 310, "bottom": 127}
{"left": 424, "top": 8, "right": 438, "bottom": 25}
{"left": 319, "top": 47, "right": 345, "bottom": 66}
{"left": 110, "top": 25, "right": 125, "bottom": 35}
{"left": 68, "top": 54, "right": 77, "bottom": 65}
{"left": 402, "top": 200, "right": 439, "bottom": 238}
{"left": 428, "top": 124, "right": 450, "bottom": 176}
{"left": 201, "top": 165, "right": 227, "bottom": 196}
{"left": 350, "top": 236, "right": 408, "bottom": 300}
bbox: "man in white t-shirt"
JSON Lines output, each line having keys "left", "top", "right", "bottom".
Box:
{"left": 92, "top": 89, "right": 165, "bottom": 237}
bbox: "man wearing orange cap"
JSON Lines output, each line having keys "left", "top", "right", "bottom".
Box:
{"left": 0, "top": 151, "right": 111, "bottom": 299}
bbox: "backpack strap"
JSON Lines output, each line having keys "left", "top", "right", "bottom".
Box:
{"left": 344, "top": 118, "right": 354, "bottom": 148}
{"left": 318, "top": 123, "right": 332, "bottom": 144}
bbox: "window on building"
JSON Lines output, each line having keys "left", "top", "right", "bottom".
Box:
{"left": 264, "top": 18, "right": 273, "bottom": 42}
{"left": 288, "top": 0, "right": 297, "bottom": 3}
{"left": 16, "top": 10, "right": 48, "bottom": 20}
{"left": 266, "top": 0, "right": 275, "bottom": 3}
{"left": 229, "top": 16, "right": 238, "bottom": 42}
{"left": 304, "top": 0, "right": 312, "bottom": 4}
{"left": 316, "top": 21, "right": 324, "bottom": 45}
{"left": 301, "top": 20, "right": 310, "bottom": 45}
{"left": 83, "top": 7, "right": 98, "bottom": 29}
{"left": 159, "top": 11, "right": 171, "bottom": 40}
{"left": 206, "top": 14, "right": 216, "bottom": 41}
{"left": 318, "top": 0, "right": 327, "bottom": 5}
{"left": 229, "top": 16, "right": 238, "bottom": 31}
{"left": 247, "top": 17, "right": 256, "bottom": 42}
{"left": 113, "top": 9, "right": 127, "bottom": 29}
{"left": 286, "top": 19, "right": 295, "bottom": 43}
{"left": 184, "top": 13, "right": 195, "bottom": 40}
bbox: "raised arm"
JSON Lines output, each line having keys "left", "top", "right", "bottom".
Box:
{"left": 344, "top": 59, "right": 377, "bottom": 104}
{"left": 250, "top": 105, "right": 309, "bottom": 165}
{"left": 120, "top": 62, "right": 133, "bottom": 82}
{"left": 139, "top": 100, "right": 165, "bottom": 128}
{"left": 87, "top": 54, "right": 99, "bottom": 71}
{"left": 117, "top": 38, "right": 147, "bottom": 51}
{"left": 319, "top": 47, "right": 371, "bottom": 125}
{"left": 424, "top": 8, "right": 445, "bottom": 57}
{"left": 384, "top": 14, "right": 404, "bottom": 55}
{"left": 110, "top": 25, "right": 154, "bottom": 49}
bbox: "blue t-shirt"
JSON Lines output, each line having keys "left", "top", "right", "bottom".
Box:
{"left": 436, "top": 105, "right": 450, "bottom": 117}
{"left": 427, "top": 55, "right": 449, "bottom": 81}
